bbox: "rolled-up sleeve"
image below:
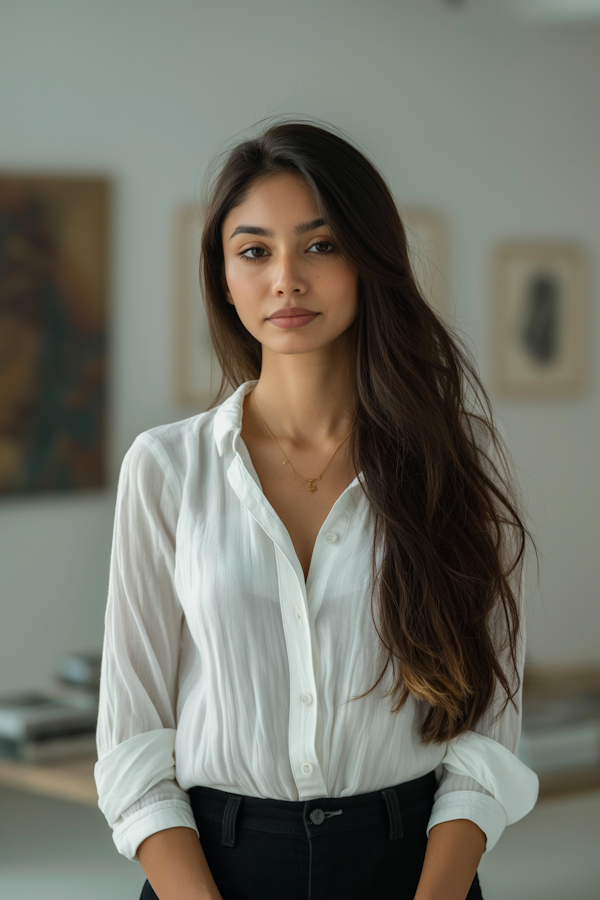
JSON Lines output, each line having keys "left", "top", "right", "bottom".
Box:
{"left": 95, "top": 434, "right": 198, "bottom": 861}
{"left": 426, "top": 639, "right": 539, "bottom": 853}
{"left": 426, "top": 424, "right": 539, "bottom": 853}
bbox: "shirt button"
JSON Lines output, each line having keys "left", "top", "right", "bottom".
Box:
{"left": 324, "top": 532, "right": 338, "bottom": 544}
{"left": 301, "top": 693, "right": 313, "bottom": 706}
{"left": 295, "top": 606, "right": 302, "bottom": 621}
{"left": 301, "top": 762, "right": 313, "bottom": 775}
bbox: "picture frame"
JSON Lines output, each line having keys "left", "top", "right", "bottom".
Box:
{"left": 171, "top": 204, "right": 452, "bottom": 405}
{"left": 491, "top": 241, "right": 590, "bottom": 397}
{"left": 172, "top": 204, "right": 224, "bottom": 407}
{"left": 402, "top": 206, "right": 452, "bottom": 318}
{"left": 0, "top": 174, "right": 109, "bottom": 494}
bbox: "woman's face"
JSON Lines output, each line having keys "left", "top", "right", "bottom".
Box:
{"left": 221, "top": 173, "right": 358, "bottom": 357}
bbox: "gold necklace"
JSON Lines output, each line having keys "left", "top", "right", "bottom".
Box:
{"left": 252, "top": 390, "right": 350, "bottom": 494}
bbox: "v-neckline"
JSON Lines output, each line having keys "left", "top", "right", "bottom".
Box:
{"left": 233, "top": 433, "right": 361, "bottom": 589}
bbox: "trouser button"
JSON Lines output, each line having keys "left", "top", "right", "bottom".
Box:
{"left": 310, "top": 808, "right": 325, "bottom": 825}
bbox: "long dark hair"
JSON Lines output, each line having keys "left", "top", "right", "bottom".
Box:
{"left": 200, "top": 119, "right": 533, "bottom": 745}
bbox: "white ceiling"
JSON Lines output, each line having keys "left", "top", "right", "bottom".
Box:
{"left": 512, "top": 0, "right": 600, "bottom": 21}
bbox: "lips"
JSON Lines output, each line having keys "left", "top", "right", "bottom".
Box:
{"left": 268, "top": 307, "right": 317, "bottom": 319}
{"left": 267, "top": 307, "right": 320, "bottom": 330}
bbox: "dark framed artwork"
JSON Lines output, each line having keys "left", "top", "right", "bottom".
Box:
{"left": 491, "top": 241, "right": 590, "bottom": 396}
{"left": 0, "top": 175, "right": 109, "bottom": 494}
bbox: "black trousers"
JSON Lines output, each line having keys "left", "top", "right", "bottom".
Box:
{"left": 140, "top": 771, "right": 484, "bottom": 900}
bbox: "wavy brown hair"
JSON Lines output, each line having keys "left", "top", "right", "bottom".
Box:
{"left": 199, "top": 119, "right": 534, "bottom": 745}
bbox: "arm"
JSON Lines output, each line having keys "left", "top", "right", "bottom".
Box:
{"left": 137, "top": 828, "right": 222, "bottom": 900}
{"left": 414, "top": 819, "right": 486, "bottom": 900}
{"left": 423, "top": 562, "right": 537, "bottom": 857}
{"left": 417, "top": 425, "right": 538, "bottom": 897}
{"left": 95, "top": 435, "right": 202, "bottom": 863}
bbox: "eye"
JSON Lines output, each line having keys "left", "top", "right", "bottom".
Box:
{"left": 307, "top": 240, "right": 335, "bottom": 254}
{"left": 239, "top": 245, "right": 269, "bottom": 261}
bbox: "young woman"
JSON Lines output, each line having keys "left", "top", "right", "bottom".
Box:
{"left": 95, "top": 120, "right": 539, "bottom": 900}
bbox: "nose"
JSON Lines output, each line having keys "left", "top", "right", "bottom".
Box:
{"left": 271, "top": 250, "right": 308, "bottom": 297}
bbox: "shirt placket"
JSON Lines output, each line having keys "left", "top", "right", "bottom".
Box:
{"left": 226, "top": 450, "right": 356, "bottom": 800}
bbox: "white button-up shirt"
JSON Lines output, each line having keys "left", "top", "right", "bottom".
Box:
{"left": 95, "top": 380, "right": 538, "bottom": 861}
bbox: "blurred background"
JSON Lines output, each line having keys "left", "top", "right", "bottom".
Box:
{"left": 0, "top": 1, "right": 598, "bottom": 898}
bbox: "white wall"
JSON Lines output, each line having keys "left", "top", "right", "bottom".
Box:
{"left": 514, "top": 0, "right": 600, "bottom": 21}
{"left": 1, "top": 0, "right": 598, "bottom": 692}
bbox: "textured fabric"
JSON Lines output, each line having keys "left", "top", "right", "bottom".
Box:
{"left": 139, "top": 773, "right": 485, "bottom": 900}
{"left": 95, "top": 379, "right": 538, "bottom": 861}
{"left": 95, "top": 729, "right": 178, "bottom": 824}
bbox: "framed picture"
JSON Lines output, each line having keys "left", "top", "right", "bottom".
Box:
{"left": 491, "top": 241, "right": 590, "bottom": 396}
{"left": 171, "top": 204, "right": 452, "bottom": 404}
{"left": 402, "top": 207, "right": 452, "bottom": 318}
{"left": 0, "top": 174, "right": 109, "bottom": 494}
{"left": 172, "top": 205, "right": 224, "bottom": 406}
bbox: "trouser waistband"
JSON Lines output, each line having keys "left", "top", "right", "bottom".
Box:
{"left": 188, "top": 770, "right": 437, "bottom": 848}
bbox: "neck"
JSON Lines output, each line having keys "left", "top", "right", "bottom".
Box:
{"left": 250, "top": 337, "right": 357, "bottom": 445}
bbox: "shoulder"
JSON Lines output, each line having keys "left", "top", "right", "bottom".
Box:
{"left": 121, "top": 406, "right": 221, "bottom": 504}
{"left": 138, "top": 406, "right": 220, "bottom": 470}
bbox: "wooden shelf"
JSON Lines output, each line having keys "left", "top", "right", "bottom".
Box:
{"left": 524, "top": 664, "right": 600, "bottom": 800}
{"left": 537, "top": 764, "right": 600, "bottom": 801}
{"left": 523, "top": 665, "right": 600, "bottom": 696}
{"left": 0, "top": 755, "right": 98, "bottom": 806}
{"left": 1, "top": 754, "right": 599, "bottom": 808}
{"left": 0, "top": 666, "right": 598, "bottom": 807}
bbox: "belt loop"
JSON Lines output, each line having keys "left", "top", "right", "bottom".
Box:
{"left": 221, "top": 794, "right": 242, "bottom": 847}
{"left": 381, "top": 788, "right": 403, "bottom": 841}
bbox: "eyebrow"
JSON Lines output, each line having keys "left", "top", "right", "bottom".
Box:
{"left": 228, "top": 218, "right": 327, "bottom": 240}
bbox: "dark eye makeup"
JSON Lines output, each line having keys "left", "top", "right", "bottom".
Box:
{"left": 238, "top": 240, "right": 336, "bottom": 262}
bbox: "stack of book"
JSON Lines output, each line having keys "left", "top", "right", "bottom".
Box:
{"left": 0, "top": 651, "right": 102, "bottom": 763}
{"left": 519, "top": 692, "right": 600, "bottom": 776}
{"left": 52, "top": 651, "right": 102, "bottom": 706}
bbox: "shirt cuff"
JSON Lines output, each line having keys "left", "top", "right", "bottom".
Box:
{"left": 95, "top": 728, "right": 178, "bottom": 824}
{"left": 426, "top": 790, "right": 508, "bottom": 853}
{"left": 440, "top": 731, "right": 539, "bottom": 826}
{"left": 112, "top": 798, "right": 200, "bottom": 861}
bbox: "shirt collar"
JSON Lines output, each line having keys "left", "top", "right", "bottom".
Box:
{"left": 213, "top": 378, "right": 365, "bottom": 495}
{"left": 213, "top": 380, "right": 259, "bottom": 457}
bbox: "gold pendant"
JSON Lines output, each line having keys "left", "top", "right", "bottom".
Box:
{"left": 306, "top": 480, "right": 317, "bottom": 493}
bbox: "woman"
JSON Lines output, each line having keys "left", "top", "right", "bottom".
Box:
{"left": 95, "top": 120, "right": 539, "bottom": 900}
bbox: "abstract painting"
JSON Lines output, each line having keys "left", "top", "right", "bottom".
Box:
{"left": 0, "top": 176, "right": 109, "bottom": 494}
